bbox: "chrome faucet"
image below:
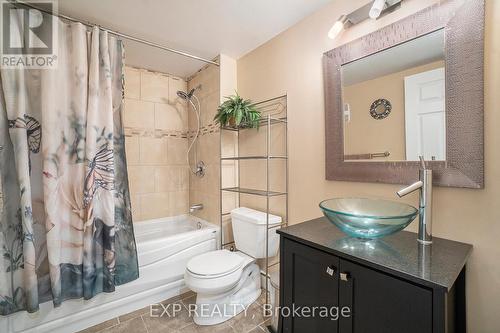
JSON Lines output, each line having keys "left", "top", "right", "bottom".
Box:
{"left": 189, "top": 203, "right": 203, "bottom": 213}
{"left": 396, "top": 156, "right": 433, "bottom": 245}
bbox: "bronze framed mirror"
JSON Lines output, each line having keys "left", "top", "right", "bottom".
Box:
{"left": 323, "top": 0, "right": 484, "bottom": 188}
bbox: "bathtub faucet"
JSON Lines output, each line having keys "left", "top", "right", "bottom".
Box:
{"left": 190, "top": 204, "right": 204, "bottom": 213}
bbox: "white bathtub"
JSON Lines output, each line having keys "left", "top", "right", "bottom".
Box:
{"left": 0, "top": 215, "right": 218, "bottom": 333}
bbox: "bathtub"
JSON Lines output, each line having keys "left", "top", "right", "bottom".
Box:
{"left": 0, "top": 215, "right": 218, "bottom": 333}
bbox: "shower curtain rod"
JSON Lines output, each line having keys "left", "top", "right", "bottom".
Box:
{"left": 10, "top": 0, "right": 220, "bottom": 66}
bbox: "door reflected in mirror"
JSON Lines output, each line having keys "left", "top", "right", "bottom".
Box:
{"left": 342, "top": 29, "right": 445, "bottom": 162}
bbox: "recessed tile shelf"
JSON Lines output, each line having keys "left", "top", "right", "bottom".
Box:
{"left": 221, "top": 187, "right": 287, "bottom": 197}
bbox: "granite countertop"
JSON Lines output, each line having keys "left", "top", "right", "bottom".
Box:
{"left": 277, "top": 217, "right": 473, "bottom": 291}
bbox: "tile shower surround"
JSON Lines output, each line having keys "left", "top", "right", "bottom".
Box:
{"left": 187, "top": 63, "right": 223, "bottom": 225}
{"left": 124, "top": 66, "right": 190, "bottom": 222}
{"left": 124, "top": 64, "right": 223, "bottom": 224}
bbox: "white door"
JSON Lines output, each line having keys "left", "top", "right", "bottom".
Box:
{"left": 404, "top": 67, "right": 446, "bottom": 161}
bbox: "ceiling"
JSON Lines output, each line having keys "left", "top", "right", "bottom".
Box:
{"left": 57, "top": 0, "right": 332, "bottom": 78}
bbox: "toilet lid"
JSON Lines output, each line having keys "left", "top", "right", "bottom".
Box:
{"left": 187, "top": 250, "right": 244, "bottom": 277}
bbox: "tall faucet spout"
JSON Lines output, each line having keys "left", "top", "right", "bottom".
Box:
{"left": 396, "top": 181, "right": 423, "bottom": 197}
{"left": 395, "top": 156, "right": 433, "bottom": 245}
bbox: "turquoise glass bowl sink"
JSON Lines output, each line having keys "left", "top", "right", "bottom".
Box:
{"left": 319, "top": 198, "right": 418, "bottom": 239}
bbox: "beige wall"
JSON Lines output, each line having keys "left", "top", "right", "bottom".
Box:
{"left": 344, "top": 61, "right": 444, "bottom": 160}
{"left": 237, "top": 0, "right": 500, "bottom": 331}
{"left": 123, "top": 66, "right": 189, "bottom": 222}
{"left": 187, "top": 63, "right": 221, "bottom": 224}
{"left": 219, "top": 55, "right": 240, "bottom": 244}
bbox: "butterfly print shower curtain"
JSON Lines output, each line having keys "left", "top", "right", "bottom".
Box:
{"left": 0, "top": 15, "right": 139, "bottom": 315}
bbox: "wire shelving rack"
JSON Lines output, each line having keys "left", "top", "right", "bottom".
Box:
{"left": 219, "top": 94, "right": 288, "bottom": 307}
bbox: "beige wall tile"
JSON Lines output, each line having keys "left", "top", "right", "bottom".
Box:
{"left": 128, "top": 166, "right": 155, "bottom": 194}
{"left": 189, "top": 65, "right": 219, "bottom": 99}
{"left": 125, "top": 136, "right": 140, "bottom": 165}
{"left": 187, "top": 102, "right": 199, "bottom": 130}
{"left": 221, "top": 215, "right": 234, "bottom": 245}
{"left": 205, "top": 163, "right": 220, "bottom": 191}
{"left": 167, "top": 137, "right": 188, "bottom": 165}
{"left": 140, "top": 193, "right": 170, "bottom": 220}
{"left": 221, "top": 161, "right": 237, "bottom": 188}
{"left": 222, "top": 191, "right": 238, "bottom": 215}
{"left": 205, "top": 193, "right": 220, "bottom": 224}
{"left": 155, "top": 167, "right": 175, "bottom": 192}
{"left": 141, "top": 71, "right": 170, "bottom": 103}
{"left": 124, "top": 99, "right": 154, "bottom": 129}
{"left": 204, "top": 65, "right": 220, "bottom": 96}
{"left": 189, "top": 169, "right": 203, "bottom": 191}
{"left": 169, "top": 191, "right": 189, "bottom": 216}
{"left": 187, "top": 71, "right": 201, "bottom": 95}
{"left": 125, "top": 67, "right": 191, "bottom": 223}
{"left": 154, "top": 103, "right": 187, "bottom": 131}
{"left": 221, "top": 130, "right": 238, "bottom": 157}
{"left": 169, "top": 76, "right": 187, "bottom": 103}
{"left": 124, "top": 66, "right": 141, "bottom": 99}
{"left": 201, "top": 92, "right": 220, "bottom": 126}
{"left": 197, "top": 133, "right": 220, "bottom": 165}
{"left": 139, "top": 137, "right": 167, "bottom": 165}
{"left": 179, "top": 167, "right": 191, "bottom": 191}
{"left": 155, "top": 166, "right": 189, "bottom": 192}
{"left": 187, "top": 63, "right": 221, "bottom": 226}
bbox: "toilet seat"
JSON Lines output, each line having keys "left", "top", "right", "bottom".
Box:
{"left": 186, "top": 250, "right": 245, "bottom": 278}
{"left": 184, "top": 250, "right": 255, "bottom": 294}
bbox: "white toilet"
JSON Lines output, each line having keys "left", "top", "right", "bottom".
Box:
{"left": 184, "top": 207, "right": 282, "bottom": 325}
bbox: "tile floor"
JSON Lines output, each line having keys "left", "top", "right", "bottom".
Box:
{"left": 78, "top": 291, "right": 272, "bottom": 333}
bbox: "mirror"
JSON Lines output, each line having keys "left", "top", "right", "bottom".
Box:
{"left": 342, "top": 29, "right": 445, "bottom": 162}
{"left": 323, "top": 0, "right": 484, "bottom": 188}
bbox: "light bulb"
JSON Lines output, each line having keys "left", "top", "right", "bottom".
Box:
{"left": 369, "top": 0, "right": 386, "bottom": 19}
{"left": 328, "top": 15, "right": 348, "bottom": 39}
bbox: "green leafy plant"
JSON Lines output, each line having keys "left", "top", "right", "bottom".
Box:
{"left": 214, "top": 92, "right": 261, "bottom": 129}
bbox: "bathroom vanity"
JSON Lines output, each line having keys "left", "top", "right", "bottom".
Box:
{"left": 277, "top": 218, "right": 472, "bottom": 333}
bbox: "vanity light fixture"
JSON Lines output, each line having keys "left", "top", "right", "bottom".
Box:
{"left": 369, "top": 0, "right": 387, "bottom": 19}
{"left": 328, "top": 15, "right": 350, "bottom": 39}
{"left": 328, "top": 0, "right": 403, "bottom": 39}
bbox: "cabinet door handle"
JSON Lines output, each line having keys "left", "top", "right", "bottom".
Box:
{"left": 340, "top": 272, "right": 350, "bottom": 282}
{"left": 326, "top": 265, "right": 336, "bottom": 276}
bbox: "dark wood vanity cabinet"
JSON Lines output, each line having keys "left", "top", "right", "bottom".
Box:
{"left": 338, "top": 257, "right": 433, "bottom": 333}
{"left": 281, "top": 238, "right": 340, "bottom": 333}
{"left": 278, "top": 218, "right": 472, "bottom": 333}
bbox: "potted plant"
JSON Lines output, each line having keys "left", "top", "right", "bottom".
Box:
{"left": 214, "top": 92, "right": 261, "bottom": 129}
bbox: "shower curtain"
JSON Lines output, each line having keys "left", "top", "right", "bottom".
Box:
{"left": 0, "top": 12, "right": 138, "bottom": 315}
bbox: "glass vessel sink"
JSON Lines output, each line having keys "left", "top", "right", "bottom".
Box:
{"left": 319, "top": 198, "right": 418, "bottom": 239}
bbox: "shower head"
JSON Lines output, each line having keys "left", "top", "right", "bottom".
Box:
{"left": 176, "top": 85, "right": 201, "bottom": 101}
{"left": 176, "top": 89, "right": 193, "bottom": 100}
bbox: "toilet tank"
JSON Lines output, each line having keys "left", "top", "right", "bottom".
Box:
{"left": 231, "top": 207, "right": 282, "bottom": 258}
